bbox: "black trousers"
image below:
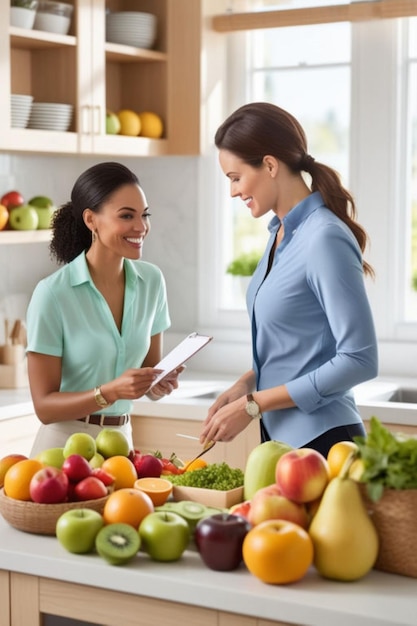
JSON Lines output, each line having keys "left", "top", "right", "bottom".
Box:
{"left": 260, "top": 421, "right": 366, "bottom": 458}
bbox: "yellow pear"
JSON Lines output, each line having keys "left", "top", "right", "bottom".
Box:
{"left": 308, "top": 475, "right": 379, "bottom": 581}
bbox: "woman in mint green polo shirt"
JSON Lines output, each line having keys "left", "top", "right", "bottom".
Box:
{"left": 27, "top": 162, "right": 182, "bottom": 456}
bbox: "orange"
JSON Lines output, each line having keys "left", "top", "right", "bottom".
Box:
{"left": 133, "top": 477, "right": 173, "bottom": 506}
{"left": 101, "top": 455, "right": 137, "bottom": 490}
{"left": 183, "top": 458, "right": 208, "bottom": 472}
{"left": 243, "top": 519, "right": 313, "bottom": 584}
{"left": 326, "top": 441, "right": 358, "bottom": 479}
{"left": 138, "top": 111, "right": 164, "bottom": 139}
{"left": 0, "top": 454, "right": 28, "bottom": 488}
{"left": 3, "top": 458, "right": 43, "bottom": 500}
{"left": 103, "top": 488, "right": 154, "bottom": 528}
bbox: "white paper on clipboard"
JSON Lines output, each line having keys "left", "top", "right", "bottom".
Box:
{"left": 149, "top": 332, "right": 213, "bottom": 388}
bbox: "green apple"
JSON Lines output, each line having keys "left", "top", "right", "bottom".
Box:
{"left": 8, "top": 204, "right": 39, "bottom": 230}
{"left": 138, "top": 511, "right": 190, "bottom": 561}
{"left": 63, "top": 432, "right": 96, "bottom": 461}
{"left": 36, "top": 447, "right": 65, "bottom": 469}
{"left": 89, "top": 452, "right": 105, "bottom": 469}
{"left": 95, "top": 428, "right": 130, "bottom": 458}
{"left": 56, "top": 509, "right": 104, "bottom": 554}
{"left": 106, "top": 110, "right": 121, "bottom": 135}
{"left": 28, "top": 196, "right": 57, "bottom": 229}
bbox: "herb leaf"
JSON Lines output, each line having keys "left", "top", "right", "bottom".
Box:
{"left": 354, "top": 416, "right": 417, "bottom": 501}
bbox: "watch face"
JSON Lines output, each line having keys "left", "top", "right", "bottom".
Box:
{"left": 246, "top": 401, "right": 259, "bottom": 417}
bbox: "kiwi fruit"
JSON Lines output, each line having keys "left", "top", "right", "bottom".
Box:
{"left": 95, "top": 523, "right": 140, "bottom": 565}
{"left": 156, "top": 501, "right": 225, "bottom": 532}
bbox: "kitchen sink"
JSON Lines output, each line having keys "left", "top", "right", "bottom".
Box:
{"left": 386, "top": 387, "right": 417, "bottom": 404}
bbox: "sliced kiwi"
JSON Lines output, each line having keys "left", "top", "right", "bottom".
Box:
{"left": 95, "top": 523, "right": 140, "bottom": 566}
{"left": 156, "top": 501, "right": 225, "bottom": 532}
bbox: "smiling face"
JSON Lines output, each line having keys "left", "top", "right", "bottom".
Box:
{"left": 84, "top": 182, "right": 151, "bottom": 260}
{"left": 219, "top": 149, "right": 279, "bottom": 219}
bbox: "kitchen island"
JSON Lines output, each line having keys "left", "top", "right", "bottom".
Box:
{"left": 0, "top": 515, "right": 416, "bottom": 626}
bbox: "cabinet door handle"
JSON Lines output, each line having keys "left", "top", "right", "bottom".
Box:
{"left": 81, "top": 105, "right": 92, "bottom": 134}
{"left": 93, "top": 106, "right": 102, "bottom": 135}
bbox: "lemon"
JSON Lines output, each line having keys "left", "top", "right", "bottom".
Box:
{"left": 326, "top": 441, "right": 358, "bottom": 479}
{"left": 117, "top": 110, "right": 141, "bottom": 136}
{"left": 138, "top": 111, "right": 164, "bottom": 139}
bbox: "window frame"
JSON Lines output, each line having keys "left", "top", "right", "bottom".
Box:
{"left": 198, "top": 16, "right": 417, "bottom": 374}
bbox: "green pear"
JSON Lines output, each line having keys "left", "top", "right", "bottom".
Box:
{"left": 308, "top": 476, "right": 379, "bottom": 581}
{"left": 243, "top": 440, "right": 293, "bottom": 500}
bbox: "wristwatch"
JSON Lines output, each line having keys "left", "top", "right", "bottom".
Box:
{"left": 94, "top": 386, "right": 110, "bottom": 409}
{"left": 245, "top": 393, "right": 263, "bottom": 420}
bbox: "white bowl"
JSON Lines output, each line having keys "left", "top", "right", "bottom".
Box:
{"left": 33, "top": 12, "right": 71, "bottom": 34}
{"left": 11, "top": 94, "right": 34, "bottom": 103}
{"left": 106, "top": 12, "right": 156, "bottom": 49}
{"left": 10, "top": 6, "right": 37, "bottom": 29}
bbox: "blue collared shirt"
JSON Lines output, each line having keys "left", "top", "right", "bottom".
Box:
{"left": 246, "top": 191, "right": 378, "bottom": 447}
{"left": 26, "top": 251, "right": 171, "bottom": 416}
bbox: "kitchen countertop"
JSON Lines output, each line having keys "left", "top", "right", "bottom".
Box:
{"left": 0, "top": 515, "right": 416, "bottom": 626}
{"left": 2, "top": 374, "right": 417, "bottom": 426}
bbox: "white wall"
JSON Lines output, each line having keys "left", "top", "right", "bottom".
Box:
{"left": 0, "top": 153, "right": 200, "bottom": 344}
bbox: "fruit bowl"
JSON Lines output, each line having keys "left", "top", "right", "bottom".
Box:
{"left": 0, "top": 489, "right": 108, "bottom": 536}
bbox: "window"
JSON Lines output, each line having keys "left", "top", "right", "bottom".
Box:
{"left": 199, "top": 11, "right": 417, "bottom": 356}
{"left": 405, "top": 17, "right": 417, "bottom": 320}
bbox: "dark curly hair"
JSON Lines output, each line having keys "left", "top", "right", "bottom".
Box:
{"left": 50, "top": 162, "right": 140, "bottom": 265}
{"left": 215, "top": 102, "right": 373, "bottom": 277}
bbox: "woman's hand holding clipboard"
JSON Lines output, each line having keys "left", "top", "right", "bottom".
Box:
{"left": 149, "top": 332, "right": 212, "bottom": 389}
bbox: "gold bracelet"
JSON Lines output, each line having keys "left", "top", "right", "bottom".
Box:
{"left": 94, "top": 386, "right": 109, "bottom": 408}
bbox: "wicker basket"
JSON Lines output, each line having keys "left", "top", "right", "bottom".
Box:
{"left": 360, "top": 485, "right": 417, "bottom": 578}
{"left": 0, "top": 489, "right": 108, "bottom": 536}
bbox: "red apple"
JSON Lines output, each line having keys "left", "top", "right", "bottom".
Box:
{"left": 229, "top": 500, "right": 252, "bottom": 521}
{"left": 74, "top": 475, "right": 107, "bottom": 501}
{"left": 29, "top": 466, "right": 69, "bottom": 504}
{"left": 195, "top": 513, "right": 251, "bottom": 571}
{"left": 248, "top": 484, "right": 309, "bottom": 528}
{"left": 133, "top": 453, "right": 163, "bottom": 479}
{"left": 62, "top": 454, "right": 92, "bottom": 483}
{"left": 0, "top": 190, "right": 24, "bottom": 210}
{"left": 275, "top": 448, "right": 330, "bottom": 503}
{"left": 91, "top": 467, "right": 115, "bottom": 488}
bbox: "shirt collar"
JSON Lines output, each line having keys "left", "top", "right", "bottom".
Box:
{"left": 268, "top": 190, "right": 325, "bottom": 235}
{"left": 69, "top": 251, "right": 145, "bottom": 288}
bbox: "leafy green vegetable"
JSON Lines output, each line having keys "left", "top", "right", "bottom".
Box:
{"left": 226, "top": 251, "right": 262, "bottom": 276}
{"left": 163, "top": 462, "right": 244, "bottom": 491}
{"left": 354, "top": 416, "right": 417, "bottom": 502}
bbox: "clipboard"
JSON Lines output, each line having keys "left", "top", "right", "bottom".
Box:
{"left": 149, "top": 332, "right": 213, "bottom": 388}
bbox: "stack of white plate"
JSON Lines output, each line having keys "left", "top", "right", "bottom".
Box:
{"left": 106, "top": 11, "right": 157, "bottom": 49}
{"left": 11, "top": 94, "right": 33, "bottom": 128}
{"left": 27, "top": 102, "right": 73, "bottom": 131}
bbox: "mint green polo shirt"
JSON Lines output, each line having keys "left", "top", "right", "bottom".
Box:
{"left": 26, "top": 251, "right": 171, "bottom": 415}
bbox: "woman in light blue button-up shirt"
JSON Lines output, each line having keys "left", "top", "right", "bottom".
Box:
{"left": 200, "top": 103, "right": 378, "bottom": 456}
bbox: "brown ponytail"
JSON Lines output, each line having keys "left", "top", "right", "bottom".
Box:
{"left": 215, "top": 102, "right": 374, "bottom": 277}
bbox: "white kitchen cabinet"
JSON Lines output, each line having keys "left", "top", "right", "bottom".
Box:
{"left": 131, "top": 414, "right": 261, "bottom": 470}
{"left": 0, "top": 0, "right": 213, "bottom": 158}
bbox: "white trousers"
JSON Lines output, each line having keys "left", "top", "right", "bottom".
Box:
{"left": 30, "top": 418, "right": 133, "bottom": 457}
